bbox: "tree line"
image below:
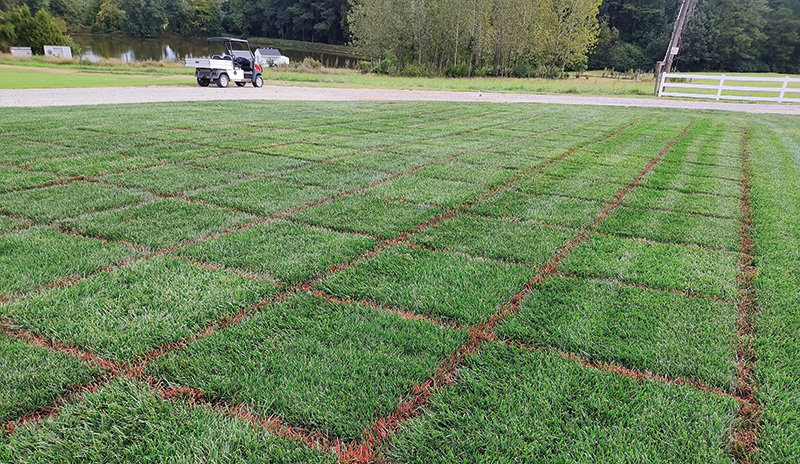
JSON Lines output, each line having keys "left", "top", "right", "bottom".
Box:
{"left": 2, "top": 0, "right": 799, "bottom": 74}
{"left": 591, "top": 0, "right": 800, "bottom": 74}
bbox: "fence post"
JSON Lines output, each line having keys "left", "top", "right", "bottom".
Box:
{"left": 778, "top": 76, "right": 789, "bottom": 103}
{"left": 658, "top": 72, "right": 668, "bottom": 97}
{"left": 716, "top": 74, "right": 725, "bottom": 101}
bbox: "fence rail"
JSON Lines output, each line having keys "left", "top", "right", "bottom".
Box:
{"left": 658, "top": 73, "right": 800, "bottom": 103}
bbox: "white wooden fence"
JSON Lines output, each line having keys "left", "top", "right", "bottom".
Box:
{"left": 658, "top": 73, "right": 800, "bottom": 103}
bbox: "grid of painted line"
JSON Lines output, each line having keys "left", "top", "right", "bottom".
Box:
{"left": 0, "top": 105, "right": 752, "bottom": 463}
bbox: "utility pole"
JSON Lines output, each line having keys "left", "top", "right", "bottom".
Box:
{"left": 654, "top": 0, "right": 699, "bottom": 96}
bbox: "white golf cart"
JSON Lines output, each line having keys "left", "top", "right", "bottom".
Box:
{"left": 185, "top": 37, "right": 264, "bottom": 88}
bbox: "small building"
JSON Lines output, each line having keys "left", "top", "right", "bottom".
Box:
{"left": 255, "top": 48, "right": 290, "bottom": 68}
{"left": 44, "top": 46, "right": 73, "bottom": 59}
{"left": 10, "top": 47, "right": 32, "bottom": 58}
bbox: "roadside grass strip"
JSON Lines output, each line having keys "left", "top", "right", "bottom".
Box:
{"left": 0, "top": 256, "right": 276, "bottom": 361}
{"left": 61, "top": 198, "right": 254, "bottom": 250}
{"left": 99, "top": 165, "right": 241, "bottom": 195}
{"left": 0, "top": 333, "right": 101, "bottom": 423}
{"left": 512, "top": 174, "right": 622, "bottom": 202}
{"left": 598, "top": 207, "right": 740, "bottom": 251}
{"left": 190, "top": 152, "right": 309, "bottom": 175}
{"left": 365, "top": 174, "right": 485, "bottom": 208}
{"left": 496, "top": 277, "right": 738, "bottom": 389}
{"left": 25, "top": 153, "right": 160, "bottom": 177}
{"left": 320, "top": 245, "right": 534, "bottom": 325}
{"left": 275, "top": 165, "right": 390, "bottom": 191}
{"left": 0, "top": 167, "right": 65, "bottom": 194}
{"left": 470, "top": 190, "right": 604, "bottom": 228}
{"left": 0, "top": 181, "right": 150, "bottom": 223}
{"left": 388, "top": 342, "right": 738, "bottom": 464}
{"left": 178, "top": 220, "right": 376, "bottom": 283}
{"left": 0, "top": 216, "right": 28, "bottom": 235}
{"left": 0, "top": 226, "right": 134, "bottom": 298}
{"left": 562, "top": 234, "right": 740, "bottom": 300}
{"left": 749, "top": 121, "right": 800, "bottom": 462}
{"left": 640, "top": 170, "right": 742, "bottom": 197}
{"left": 289, "top": 195, "right": 442, "bottom": 239}
{"left": 0, "top": 378, "right": 336, "bottom": 464}
{"left": 147, "top": 293, "right": 467, "bottom": 440}
{"left": 188, "top": 178, "right": 331, "bottom": 217}
{"left": 409, "top": 215, "right": 573, "bottom": 266}
{"left": 620, "top": 187, "right": 741, "bottom": 219}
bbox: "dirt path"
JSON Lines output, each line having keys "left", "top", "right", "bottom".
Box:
{"left": 2, "top": 84, "right": 799, "bottom": 114}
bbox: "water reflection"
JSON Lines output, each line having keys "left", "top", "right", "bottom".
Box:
{"left": 70, "top": 35, "right": 358, "bottom": 68}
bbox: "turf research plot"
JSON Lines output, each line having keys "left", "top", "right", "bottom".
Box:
{"left": 0, "top": 102, "right": 797, "bottom": 463}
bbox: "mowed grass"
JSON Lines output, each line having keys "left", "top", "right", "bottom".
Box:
{"left": 0, "top": 101, "right": 795, "bottom": 462}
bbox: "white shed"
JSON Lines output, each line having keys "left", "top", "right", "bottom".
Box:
{"left": 44, "top": 46, "right": 73, "bottom": 59}
{"left": 255, "top": 48, "right": 290, "bottom": 68}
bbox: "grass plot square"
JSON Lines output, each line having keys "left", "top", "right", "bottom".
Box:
{"left": 321, "top": 245, "right": 532, "bottom": 324}
{"left": 0, "top": 379, "right": 334, "bottom": 464}
{"left": 62, "top": 198, "right": 254, "bottom": 250}
{"left": 148, "top": 293, "right": 466, "bottom": 440}
{"left": 599, "top": 207, "right": 740, "bottom": 251}
{"left": 179, "top": 220, "right": 376, "bottom": 283}
{"left": 621, "top": 187, "right": 740, "bottom": 219}
{"left": 640, "top": 171, "right": 741, "bottom": 198}
{"left": 0, "top": 181, "right": 150, "bottom": 223}
{"left": 191, "top": 152, "right": 308, "bottom": 175}
{"left": 366, "top": 174, "right": 484, "bottom": 208}
{"left": 100, "top": 165, "right": 239, "bottom": 195}
{"left": 189, "top": 178, "right": 330, "bottom": 217}
{"left": 388, "top": 342, "right": 737, "bottom": 464}
{"left": 1, "top": 256, "right": 276, "bottom": 361}
{"left": 289, "top": 195, "right": 442, "bottom": 239}
{"left": 0, "top": 333, "right": 101, "bottom": 423}
{"left": 470, "top": 190, "right": 602, "bottom": 228}
{"left": 0, "top": 166, "right": 63, "bottom": 194}
{"left": 27, "top": 153, "right": 159, "bottom": 177}
{"left": 512, "top": 174, "right": 622, "bottom": 202}
{"left": 563, "top": 234, "right": 740, "bottom": 300}
{"left": 276, "top": 164, "right": 389, "bottom": 191}
{"left": 0, "top": 216, "right": 28, "bottom": 234}
{"left": 0, "top": 226, "right": 133, "bottom": 297}
{"left": 410, "top": 215, "right": 572, "bottom": 266}
{"left": 497, "top": 277, "right": 737, "bottom": 388}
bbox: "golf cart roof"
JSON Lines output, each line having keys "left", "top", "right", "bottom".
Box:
{"left": 207, "top": 37, "right": 249, "bottom": 44}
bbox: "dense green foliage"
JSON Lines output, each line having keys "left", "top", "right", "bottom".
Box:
{"left": 591, "top": 0, "right": 800, "bottom": 73}
{"left": 0, "top": 4, "right": 72, "bottom": 53}
{"left": 349, "top": 0, "right": 602, "bottom": 77}
{"left": 2, "top": 0, "right": 799, "bottom": 72}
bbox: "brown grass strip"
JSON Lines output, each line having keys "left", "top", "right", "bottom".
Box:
{"left": 729, "top": 129, "right": 761, "bottom": 463}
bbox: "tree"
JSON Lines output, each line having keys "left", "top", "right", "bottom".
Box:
{"left": 0, "top": 9, "right": 17, "bottom": 51}
{"left": 118, "top": 0, "right": 166, "bottom": 37}
{"left": 94, "top": 0, "right": 124, "bottom": 32}
{"left": 4, "top": 5, "right": 72, "bottom": 53}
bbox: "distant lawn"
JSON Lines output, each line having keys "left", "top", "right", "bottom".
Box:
{"left": 0, "top": 65, "right": 187, "bottom": 89}
{"left": 0, "top": 101, "right": 797, "bottom": 463}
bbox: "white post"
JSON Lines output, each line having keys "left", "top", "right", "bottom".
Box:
{"left": 658, "top": 72, "right": 668, "bottom": 97}
{"left": 716, "top": 74, "right": 725, "bottom": 101}
{"left": 778, "top": 76, "right": 789, "bottom": 103}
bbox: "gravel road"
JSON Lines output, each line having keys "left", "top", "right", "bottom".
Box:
{"left": 2, "top": 84, "right": 799, "bottom": 114}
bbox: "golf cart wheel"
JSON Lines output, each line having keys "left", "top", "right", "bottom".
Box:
{"left": 216, "top": 73, "right": 230, "bottom": 88}
{"left": 253, "top": 75, "right": 264, "bottom": 88}
{"left": 197, "top": 77, "right": 210, "bottom": 87}
{"left": 236, "top": 81, "right": 247, "bottom": 87}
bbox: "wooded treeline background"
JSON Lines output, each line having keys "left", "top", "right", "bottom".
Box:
{"left": 1, "top": 0, "right": 799, "bottom": 74}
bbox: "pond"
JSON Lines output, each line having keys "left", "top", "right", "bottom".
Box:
{"left": 69, "top": 35, "right": 361, "bottom": 68}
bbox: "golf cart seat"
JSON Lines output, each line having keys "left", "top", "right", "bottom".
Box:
{"left": 234, "top": 56, "right": 253, "bottom": 71}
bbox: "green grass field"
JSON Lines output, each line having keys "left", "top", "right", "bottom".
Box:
{"left": 0, "top": 101, "right": 798, "bottom": 463}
